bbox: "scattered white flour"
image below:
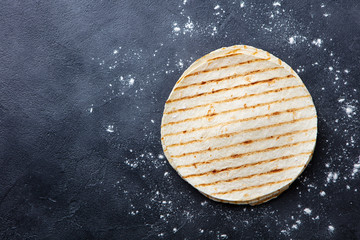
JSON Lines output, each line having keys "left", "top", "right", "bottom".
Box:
{"left": 125, "top": 159, "right": 138, "bottom": 168}
{"left": 327, "top": 172, "right": 339, "bottom": 183}
{"left": 129, "top": 78, "right": 135, "bottom": 86}
{"left": 177, "top": 59, "right": 184, "bottom": 69}
{"left": 129, "top": 210, "right": 139, "bottom": 215}
{"left": 289, "top": 37, "right": 296, "bottom": 44}
{"left": 211, "top": 26, "right": 218, "bottom": 36}
{"left": 220, "top": 233, "right": 228, "bottom": 239}
{"left": 88, "top": 104, "right": 94, "bottom": 113}
{"left": 184, "top": 17, "right": 195, "bottom": 33}
{"left": 304, "top": 208, "right": 312, "bottom": 215}
{"left": 273, "top": 2, "right": 281, "bottom": 7}
{"left": 311, "top": 38, "right": 323, "bottom": 47}
{"left": 87, "top": 2, "right": 360, "bottom": 238}
{"left": 344, "top": 105, "right": 356, "bottom": 117}
{"left": 173, "top": 23, "right": 181, "bottom": 33}
{"left": 287, "top": 35, "right": 307, "bottom": 45}
{"left": 351, "top": 157, "right": 360, "bottom": 177}
{"left": 106, "top": 125, "right": 114, "bottom": 133}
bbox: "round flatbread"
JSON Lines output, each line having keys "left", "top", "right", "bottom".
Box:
{"left": 161, "top": 45, "right": 317, "bottom": 205}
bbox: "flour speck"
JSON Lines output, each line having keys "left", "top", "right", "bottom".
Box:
{"left": 173, "top": 23, "right": 181, "bottom": 33}
{"left": 344, "top": 105, "right": 356, "bottom": 117}
{"left": 289, "top": 37, "right": 296, "bottom": 44}
{"left": 351, "top": 157, "right": 360, "bottom": 177}
{"left": 273, "top": 2, "right": 281, "bottom": 7}
{"left": 327, "top": 172, "right": 339, "bottom": 183}
{"left": 177, "top": 59, "right": 184, "bottom": 69}
{"left": 304, "top": 208, "right": 312, "bottom": 215}
{"left": 129, "top": 78, "right": 135, "bottom": 86}
{"left": 220, "top": 233, "right": 228, "bottom": 239}
{"left": 106, "top": 125, "right": 114, "bottom": 133}
{"left": 184, "top": 17, "right": 195, "bottom": 33}
{"left": 311, "top": 38, "right": 323, "bottom": 47}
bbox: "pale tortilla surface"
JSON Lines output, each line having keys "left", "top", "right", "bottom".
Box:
{"left": 161, "top": 45, "right": 317, "bottom": 205}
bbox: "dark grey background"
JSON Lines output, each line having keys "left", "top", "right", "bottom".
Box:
{"left": 0, "top": 0, "right": 359, "bottom": 239}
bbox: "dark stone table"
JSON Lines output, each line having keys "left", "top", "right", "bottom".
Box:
{"left": 1, "top": 1, "right": 359, "bottom": 239}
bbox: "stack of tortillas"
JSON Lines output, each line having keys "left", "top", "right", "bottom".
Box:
{"left": 161, "top": 45, "right": 317, "bottom": 205}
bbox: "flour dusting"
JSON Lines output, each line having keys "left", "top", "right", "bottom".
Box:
{"left": 311, "top": 38, "right": 323, "bottom": 47}
{"left": 303, "top": 208, "right": 312, "bottom": 215}
{"left": 85, "top": 1, "right": 360, "bottom": 238}
{"left": 106, "top": 125, "right": 114, "bottom": 133}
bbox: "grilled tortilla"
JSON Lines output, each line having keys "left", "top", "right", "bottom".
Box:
{"left": 161, "top": 45, "right": 317, "bottom": 205}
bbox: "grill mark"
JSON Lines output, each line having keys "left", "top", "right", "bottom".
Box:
{"left": 164, "top": 91, "right": 306, "bottom": 132}
{"left": 176, "top": 139, "right": 316, "bottom": 169}
{"left": 226, "top": 48, "right": 242, "bottom": 55}
{"left": 207, "top": 52, "right": 244, "bottom": 62}
{"left": 183, "top": 152, "right": 312, "bottom": 178}
{"left": 194, "top": 165, "right": 304, "bottom": 188}
{"left": 166, "top": 74, "right": 294, "bottom": 104}
{"left": 164, "top": 104, "right": 313, "bottom": 138}
{"left": 212, "top": 178, "right": 293, "bottom": 195}
{"left": 165, "top": 82, "right": 306, "bottom": 116}
{"left": 174, "top": 67, "right": 282, "bottom": 91}
{"left": 164, "top": 90, "right": 305, "bottom": 131}
{"left": 166, "top": 113, "right": 316, "bottom": 148}
{"left": 183, "top": 58, "right": 269, "bottom": 79}
{"left": 171, "top": 127, "right": 317, "bottom": 158}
